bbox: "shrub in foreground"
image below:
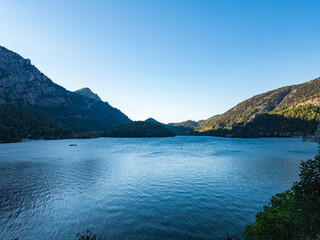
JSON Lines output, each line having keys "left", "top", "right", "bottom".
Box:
{"left": 242, "top": 150, "right": 320, "bottom": 239}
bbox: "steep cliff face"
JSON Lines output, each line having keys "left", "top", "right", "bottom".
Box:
{"left": 0, "top": 46, "right": 131, "bottom": 133}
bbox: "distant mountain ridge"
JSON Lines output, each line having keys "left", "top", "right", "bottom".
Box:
{"left": 0, "top": 45, "right": 131, "bottom": 141}
{"left": 1, "top": 45, "right": 320, "bottom": 142}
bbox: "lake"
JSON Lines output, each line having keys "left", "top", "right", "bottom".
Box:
{"left": 0, "top": 136, "right": 318, "bottom": 240}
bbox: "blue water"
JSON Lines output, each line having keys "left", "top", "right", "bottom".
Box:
{"left": 0, "top": 136, "right": 318, "bottom": 240}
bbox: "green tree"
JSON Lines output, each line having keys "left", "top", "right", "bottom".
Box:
{"left": 243, "top": 150, "right": 320, "bottom": 239}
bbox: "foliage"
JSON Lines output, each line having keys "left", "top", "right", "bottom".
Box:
{"left": 242, "top": 150, "right": 320, "bottom": 239}
{"left": 0, "top": 123, "right": 19, "bottom": 143}
{"left": 274, "top": 104, "right": 320, "bottom": 122}
{"left": 105, "top": 121, "right": 176, "bottom": 137}
{"left": 0, "top": 104, "right": 73, "bottom": 143}
{"left": 235, "top": 111, "right": 318, "bottom": 138}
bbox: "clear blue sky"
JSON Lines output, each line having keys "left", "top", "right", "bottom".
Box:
{"left": 0, "top": 0, "right": 319, "bottom": 123}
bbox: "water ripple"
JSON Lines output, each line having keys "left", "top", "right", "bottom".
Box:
{"left": 0, "top": 137, "right": 317, "bottom": 240}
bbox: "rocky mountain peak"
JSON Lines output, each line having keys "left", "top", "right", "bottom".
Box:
{"left": 74, "top": 87, "right": 102, "bottom": 102}
{"left": 0, "top": 46, "right": 32, "bottom": 72}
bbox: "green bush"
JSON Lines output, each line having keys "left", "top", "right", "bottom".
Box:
{"left": 242, "top": 150, "right": 320, "bottom": 239}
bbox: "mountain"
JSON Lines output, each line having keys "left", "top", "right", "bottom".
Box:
{"left": 197, "top": 77, "right": 320, "bottom": 138}
{"left": 0, "top": 45, "right": 131, "bottom": 141}
{"left": 105, "top": 121, "right": 176, "bottom": 138}
{"left": 143, "top": 117, "right": 194, "bottom": 135}
{"left": 167, "top": 120, "right": 201, "bottom": 135}
{"left": 74, "top": 87, "right": 102, "bottom": 101}
{"left": 168, "top": 120, "right": 199, "bottom": 128}
{"left": 145, "top": 118, "right": 160, "bottom": 123}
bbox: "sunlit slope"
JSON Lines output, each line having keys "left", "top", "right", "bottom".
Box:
{"left": 197, "top": 77, "right": 320, "bottom": 137}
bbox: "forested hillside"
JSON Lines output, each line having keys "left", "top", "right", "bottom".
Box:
{"left": 105, "top": 121, "right": 176, "bottom": 138}
{"left": 197, "top": 77, "right": 320, "bottom": 138}
{"left": 0, "top": 104, "right": 73, "bottom": 143}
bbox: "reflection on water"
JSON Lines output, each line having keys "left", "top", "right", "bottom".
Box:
{"left": 0, "top": 137, "right": 317, "bottom": 240}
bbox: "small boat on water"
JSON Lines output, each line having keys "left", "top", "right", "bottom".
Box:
{"left": 69, "top": 144, "right": 77, "bottom": 146}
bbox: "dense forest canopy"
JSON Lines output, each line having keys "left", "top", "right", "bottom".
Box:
{"left": 0, "top": 104, "right": 73, "bottom": 143}
{"left": 105, "top": 121, "right": 176, "bottom": 138}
